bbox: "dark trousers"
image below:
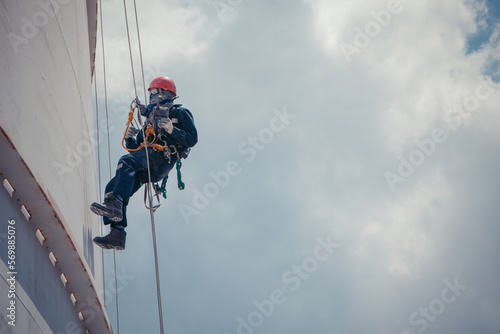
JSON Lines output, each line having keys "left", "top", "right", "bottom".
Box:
{"left": 103, "top": 147, "right": 176, "bottom": 227}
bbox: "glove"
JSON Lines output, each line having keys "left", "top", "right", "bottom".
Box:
{"left": 133, "top": 97, "right": 148, "bottom": 116}
{"left": 125, "top": 125, "right": 140, "bottom": 139}
{"left": 138, "top": 104, "right": 147, "bottom": 116}
{"left": 158, "top": 119, "right": 174, "bottom": 134}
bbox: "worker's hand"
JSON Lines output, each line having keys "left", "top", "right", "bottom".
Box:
{"left": 138, "top": 104, "right": 147, "bottom": 116}
{"left": 133, "top": 97, "right": 148, "bottom": 116}
{"left": 159, "top": 119, "right": 174, "bottom": 134}
{"left": 125, "top": 126, "right": 140, "bottom": 139}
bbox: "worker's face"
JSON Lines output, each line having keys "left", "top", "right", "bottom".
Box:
{"left": 149, "top": 88, "right": 174, "bottom": 105}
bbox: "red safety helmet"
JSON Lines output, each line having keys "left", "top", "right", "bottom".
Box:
{"left": 148, "top": 76, "right": 177, "bottom": 97}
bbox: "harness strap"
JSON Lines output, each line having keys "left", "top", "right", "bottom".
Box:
{"left": 123, "top": 105, "right": 187, "bottom": 201}
{"left": 121, "top": 106, "right": 174, "bottom": 154}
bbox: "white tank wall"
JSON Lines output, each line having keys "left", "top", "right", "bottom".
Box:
{"left": 0, "top": 1, "right": 101, "bottom": 278}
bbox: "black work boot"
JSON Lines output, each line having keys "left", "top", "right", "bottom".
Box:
{"left": 90, "top": 193, "right": 123, "bottom": 222}
{"left": 93, "top": 227, "right": 127, "bottom": 250}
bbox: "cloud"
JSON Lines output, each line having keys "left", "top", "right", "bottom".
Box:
{"left": 92, "top": 1, "right": 500, "bottom": 333}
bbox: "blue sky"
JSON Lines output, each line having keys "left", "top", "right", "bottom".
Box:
{"left": 93, "top": 1, "right": 500, "bottom": 333}
{"left": 467, "top": 0, "right": 500, "bottom": 53}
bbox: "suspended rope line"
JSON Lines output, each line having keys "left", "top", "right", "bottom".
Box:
{"left": 132, "top": 0, "right": 149, "bottom": 107}
{"left": 148, "top": 206, "right": 164, "bottom": 333}
{"left": 122, "top": 1, "right": 165, "bottom": 333}
{"left": 98, "top": 0, "right": 120, "bottom": 333}
{"left": 131, "top": 0, "right": 165, "bottom": 331}
{"left": 93, "top": 75, "right": 106, "bottom": 308}
{"left": 122, "top": 0, "right": 153, "bottom": 206}
{"left": 112, "top": 250, "right": 120, "bottom": 334}
{"left": 99, "top": 0, "right": 113, "bottom": 179}
{"left": 122, "top": 0, "right": 138, "bottom": 99}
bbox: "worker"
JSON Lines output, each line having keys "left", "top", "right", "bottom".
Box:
{"left": 91, "top": 76, "right": 197, "bottom": 250}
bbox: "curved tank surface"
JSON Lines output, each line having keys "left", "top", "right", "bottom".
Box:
{"left": 0, "top": 0, "right": 112, "bottom": 333}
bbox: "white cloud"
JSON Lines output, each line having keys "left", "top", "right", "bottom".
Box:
{"left": 96, "top": 0, "right": 222, "bottom": 97}
{"left": 93, "top": 1, "right": 500, "bottom": 333}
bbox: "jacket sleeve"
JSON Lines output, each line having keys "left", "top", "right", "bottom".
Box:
{"left": 168, "top": 108, "right": 198, "bottom": 148}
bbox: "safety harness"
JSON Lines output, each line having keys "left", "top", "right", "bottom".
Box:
{"left": 121, "top": 100, "right": 189, "bottom": 202}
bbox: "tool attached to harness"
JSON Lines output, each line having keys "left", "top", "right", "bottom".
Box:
{"left": 156, "top": 159, "right": 185, "bottom": 199}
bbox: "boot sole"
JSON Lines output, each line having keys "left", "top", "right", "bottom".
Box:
{"left": 93, "top": 238, "right": 125, "bottom": 251}
{"left": 90, "top": 203, "right": 123, "bottom": 222}
{"left": 93, "top": 238, "right": 112, "bottom": 250}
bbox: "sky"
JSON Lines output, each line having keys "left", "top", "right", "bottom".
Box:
{"left": 92, "top": 0, "right": 500, "bottom": 333}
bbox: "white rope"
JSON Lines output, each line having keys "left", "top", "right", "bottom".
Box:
{"left": 98, "top": 1, "right": 121, "bottom": 332}
{"left": 122, "top": 1, "right": 165, "bottom": 333}
{"left": 93, "top": 74, "right": 106, "bottom": 308}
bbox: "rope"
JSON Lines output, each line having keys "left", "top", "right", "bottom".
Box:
{"left": 148, "top": 205, "right": 164, "bottom": 333}
{"left": 158, "top": 160, "right": 185, "bottom": 199}
{"left": 98, "top": 2, "right": 170, "bottom": 334}
{"left": 159, "top": 176, "right": 168, "bottom": 199}
{"left": 122, "top": 0, "right": 154, "bottom": 208}
{"left": 93, "top": 73, "right": 106, "bottom": 308}
{"left": 132, "top": 0, "right": 149, "bottom": 108}
{"left": 122, "top": 1, "right": 165, "bottom": 333}
{"left": 176, "top": 160, "right": 185, "bottom": 190}
{"left": 121, "top": 108, "right": 175, "bottom": 157}
{"left": 131, "top": 0, "right": 165, "bottom": 330}
{"left": 122, "top": 0, "right": 138, "bottom": 98}
{"left": 98, "top": 0, "right": 120, "bottom": 332}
